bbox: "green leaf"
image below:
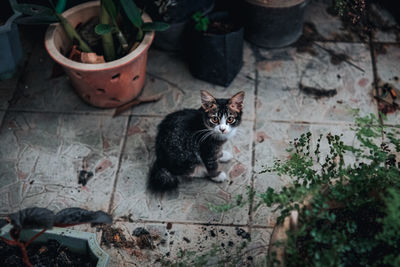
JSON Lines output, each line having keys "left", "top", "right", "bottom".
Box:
{"left": 12, "top": 4, "right": 54, "bottom": 16}
{"left": 95, "top": 24, "right": 114, "bottom": 35}
{"left": 142, "top": 22, "right": 170, "bottom": 32}
{"left": 119, "top": 0, "right": 143, "bottom": 28}
{"left": 55, "top": 0, "right": 67, "bottom": 14}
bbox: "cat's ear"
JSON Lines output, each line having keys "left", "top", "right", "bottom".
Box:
{"left": 200, "top": 90, "right": 216, "bottom": 111}
{"left": 229, "top": 91, "right": 245, "bottom": 113}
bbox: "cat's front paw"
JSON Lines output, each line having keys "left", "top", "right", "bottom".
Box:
{"left": 211, "top": 172, "right": 228, "bottom": 183}
{"left": 219, "top": 150, "right": 233, "bottom": 163}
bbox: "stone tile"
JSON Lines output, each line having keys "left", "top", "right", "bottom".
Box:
{"left": 374, "top": 44, "right": 400, "bottom": 125}
{"left": 0, "top": 111, "right": 5, "bottom": 128}
{"left": 256, "top": 42, "right": 376, "bottom": 123}
{"left": 248, "top": 227, "right": 273, "bottom": 266}
{"left": 102, "top": 221, "right": 266, "bottom": 266}
{"left": 0, "top": 112, "right": 128, "bottom": 214}
{"left": 0, "top": 75, "right": 19, "bottom": 110}
{"left": 133, "top": 43, "right": 256, "bottom": 120}
{"left": 8, "top": 44, "right": 113, "bottom": 115}
{"left": 252, "top": 121, "right": 358, "bottom": 226}
{"left": 111, "top": 117, "right": 253, "bottom": 224}
{"left": 304, "top": 0, "right": 364, "bottom": 42}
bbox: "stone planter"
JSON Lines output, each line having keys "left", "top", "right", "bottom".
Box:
{"left": 0, "top": 224, "right": 109, "bottom": 267}
{"left": 45, "top": 1, "right": 154, "bottom": 108}
{"left": 243, "top": 0, "right": 310, "bottom": 48}
{"left": 0, "top": 0, "right": 23, "bottom": 80}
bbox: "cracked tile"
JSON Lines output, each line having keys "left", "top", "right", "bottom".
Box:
{"left": 0, "top": 111, "right": 5, "bottom": 128}
{"left": 375, "top": 44, "right": 400, "bottom": 125}
{"left": 304, "top": 0, "right": 364, "bottom": 42}
{"left": 7, "top": 44, "right": 114, "bottom": 115}
{"left": 0, "top": 112, "right": 127, "bottom": 213}
{"left": 0, "top": 76, "right": 18, "bottom": 110}
{"left": 256, "top": 42, "right": 376, "bottom": 123}
{"left": 102, "top": 221, "right": 267, "bottom": 267}
{"left": 111, "top": 117, "right": 253, "bottom": 224}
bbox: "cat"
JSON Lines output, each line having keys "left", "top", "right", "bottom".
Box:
{"left": 148, "top": 90, "right": 245, "bottom": 192}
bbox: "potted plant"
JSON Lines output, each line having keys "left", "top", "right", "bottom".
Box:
{"left": 13, "top": 0, "right": 169, "bottom": 108}
{"left": 0, "top": 207, "right": 112, "bottom": 266}
{"left": 243, "top": 0, "right": 310, "bottom": 48}
{"left": 136, "top": 0, "right": 214, "bottom": 52}
{"left": 187, "top": 11, "right": 243, "bottom": 87}
{"left": 257, "top": 114, "right": 400, "bottom": 266}
{"left": 0, "top": 0, "right": 23, "bottom": 80}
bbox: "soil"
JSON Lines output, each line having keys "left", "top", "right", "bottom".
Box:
{"left": 101, "top": 225, "right": 158, "bottom": 250}
{"left": 299, "top": 83, "right": 337, "bottom": 99}
{"left": 0, "top": 238, "right": 96, "bottom": 266}
{"left": 375, "top": 80, "right": 400, "bottom": 114}
{"left": 206, "top": 20, "right": 238, "bottom": 35}
{"left": 294, "top": 22, "right": 324, "bottom": 56}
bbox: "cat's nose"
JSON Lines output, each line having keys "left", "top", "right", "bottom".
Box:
{"left": 219, "top": 125, "right": 226, "bottom": 133}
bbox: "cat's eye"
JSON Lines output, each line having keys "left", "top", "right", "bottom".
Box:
{"left": 210, "top": 116, "right": 219, "bottom": 124}
{"left": 226, "top": 116, "right": 235, "bottom": 124}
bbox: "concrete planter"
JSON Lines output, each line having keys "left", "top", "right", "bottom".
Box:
{"left": 243, "top": 0, "right": 309, "bottom": 48}
{"left": 45, "top": 1, "right": 154, "bottom": 108}
{"left": 0, "top": 3, "right": 23, "bottom": 80}
{"left": 0, "top": 224, "right": 109, "bottom": 267}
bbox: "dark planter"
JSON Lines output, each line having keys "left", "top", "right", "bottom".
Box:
{"left": 0, "top": 0, "right": 23, "bottom": 80}
{"left": 137, "top": 0, "right": 214, "bottom": 23}
{"left": 377, "top": 0, "right": 400, "bottom": 24}
{"left": 153, "top": 2, "right": 214, "bottom": 52}
{"left": 188, "top": 12, "right": 243, "bottom": 87}
{"left": 1, "top": 224, "right": 109, "bottom": 266}
{"left": 243, "top": 0, "right": 310, "bottom": 48}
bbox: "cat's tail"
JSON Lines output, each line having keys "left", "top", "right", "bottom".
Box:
{"left": 148, "top": 161, "right": 179, "bottom": 192}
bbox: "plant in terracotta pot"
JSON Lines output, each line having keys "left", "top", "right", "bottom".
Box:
{"left": 13, "top": 0, "right": 169, "bottom": 108}
{"left": 187, "top": 11, "right": 243, "bottom": 87}
{"left": 0, "top": 207, "right": 112, "bottom": 266}
{"left": 257, "top": 114, "right": 400, "bottom": 266}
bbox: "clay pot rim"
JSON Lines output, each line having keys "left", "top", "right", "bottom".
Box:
{"left": 44, "top": 1, "right": 155, "bottom": 71}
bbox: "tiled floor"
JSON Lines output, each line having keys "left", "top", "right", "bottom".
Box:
{"left": 0, "top": 0, "right": 399, "bottom": 266}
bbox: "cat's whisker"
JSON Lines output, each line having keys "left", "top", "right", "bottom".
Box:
{"left": 199, "top": 131, "right": 214, "bottom": 144}
{"left": 193, "top": 129, "right": 212, "bottom": 143}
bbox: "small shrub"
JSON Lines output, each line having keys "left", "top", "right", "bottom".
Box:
{"left": 261, "top": 114, "right": 400, "bottom": 266}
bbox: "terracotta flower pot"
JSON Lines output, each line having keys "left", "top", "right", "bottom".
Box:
{"left": 45, "top": 1, "right": 154, "bottom": 108}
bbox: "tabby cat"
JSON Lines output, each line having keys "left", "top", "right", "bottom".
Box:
{"left": 148, "top": 90, "right": 244, "bottom": 191}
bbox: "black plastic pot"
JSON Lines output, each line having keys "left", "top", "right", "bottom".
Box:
{"left": 188, "top": 12, "right": 243, "bottom": 87}
{"left": 243, "top": 0, "right": 310, "bottom": 48}
{"left": 137, "top": 0, "right": 214, "bottom": 23}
